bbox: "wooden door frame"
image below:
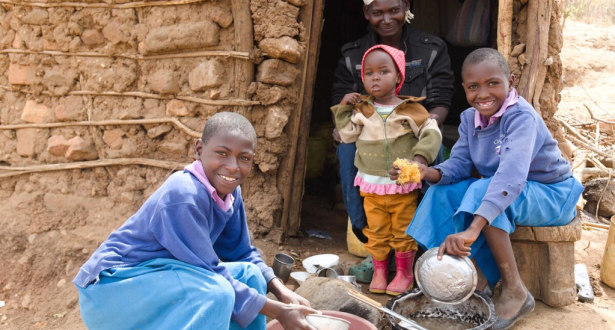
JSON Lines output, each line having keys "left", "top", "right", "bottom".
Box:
{"left": 280, "top": 0, "right": 326, "bottom": 236}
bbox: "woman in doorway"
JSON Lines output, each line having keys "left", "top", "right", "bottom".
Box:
{"left": 331, "top": 0, "right": 455, "bottom": 282}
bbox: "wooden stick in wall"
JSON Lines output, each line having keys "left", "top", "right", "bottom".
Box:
{"left": 497, "top": 0, "right": 515, "bottom": 62}
{"left": 0, "top": 158, "right": 189, "bottom": 179}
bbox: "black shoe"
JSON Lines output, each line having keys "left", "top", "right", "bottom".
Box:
{"left": 491, "top": 290, "right": 535, "bottom": 330}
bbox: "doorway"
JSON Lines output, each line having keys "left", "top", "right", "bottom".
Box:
{"left": 298, "top": 0, "right": 499, "bottom": 236}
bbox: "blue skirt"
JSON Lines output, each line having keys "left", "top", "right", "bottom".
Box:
{"left": 407, "top": 176, "right": 583, "bottom": 286}
{"left": 77, "top": 258, "right": 266, "bottom": 330}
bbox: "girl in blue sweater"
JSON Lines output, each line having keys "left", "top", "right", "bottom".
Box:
{"left": 391, "top": 48, "right": 583, "bottom": 330}
{"left": 74, "top": 112, "right": 318, "bottom": 330}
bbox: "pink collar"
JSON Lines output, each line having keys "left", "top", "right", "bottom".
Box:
{"left": 474, "top": 88, "right": 519, "bottom": 129}
{"left": 184, "top": 160, "right": 234, "bottom": 211}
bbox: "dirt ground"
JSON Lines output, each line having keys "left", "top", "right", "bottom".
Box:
{"left": 1, "top": 18, "right": 615, "bottom": 330}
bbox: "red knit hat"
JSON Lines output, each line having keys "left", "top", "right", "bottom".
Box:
{"left": 361, "top": 44, "right": 406, "bottom": 95}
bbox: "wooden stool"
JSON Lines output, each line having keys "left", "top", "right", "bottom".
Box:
{"left": 510, "top": 216, "right": 581, "bottom": 307}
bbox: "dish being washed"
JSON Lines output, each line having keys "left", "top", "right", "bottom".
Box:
{"left": 302, "top": 254, "right": 339, "bottom": 273}
{"left": 414, "top": 247, "right": 477, "bottom": 304}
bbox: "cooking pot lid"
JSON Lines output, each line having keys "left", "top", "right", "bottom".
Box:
{"left": 414, "top": 247, "right": 478, "bottom": 304}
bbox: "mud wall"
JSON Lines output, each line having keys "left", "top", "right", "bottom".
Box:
{"left": 507, "top": 0, "right": 570, "bottom": 158}
{"left": 0, "top": 0, "right": 307, "bottom": 235}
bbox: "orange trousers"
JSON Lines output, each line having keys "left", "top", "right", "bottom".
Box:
{"left": 360, "top": 191, "right": 419, "bottom": 261}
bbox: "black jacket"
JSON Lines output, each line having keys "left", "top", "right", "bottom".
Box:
{"left": 331, "top": 24, "right": 455, "bottom": 111}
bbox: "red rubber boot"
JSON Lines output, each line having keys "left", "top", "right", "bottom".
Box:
{"left": 386, "top": 250, "right": 416, "bottom": 296}
{"left": 369, "top": 256, "right": 389, "bottom": 294}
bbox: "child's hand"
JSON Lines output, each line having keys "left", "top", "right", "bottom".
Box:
{"left": 437, "top": 230, "right": 477, "bottom": 258}
{"left": 340, "top": 92, "right": 361, "bottom": 105}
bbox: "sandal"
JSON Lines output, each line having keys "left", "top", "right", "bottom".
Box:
{"left": 348, "top": 255, "right": 374, "bottom": 283}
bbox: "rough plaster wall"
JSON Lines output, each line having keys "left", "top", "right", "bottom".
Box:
{"left": 0, "top": 0, "right": 306, "bottom": 235}
{"left": 508, "top": 0, "right": 570, "bottom": 159}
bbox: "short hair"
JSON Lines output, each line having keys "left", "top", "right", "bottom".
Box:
{"left": 461, "top": 48, "right": 510, "bottom": 78}
{"left": 201, "top": 112, "right": 257, "bottom": 149}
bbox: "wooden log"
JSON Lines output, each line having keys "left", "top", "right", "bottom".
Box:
{"left": 0, "top": 158, "right": 188, "bottom": 178}
{"left": 497, "top": 0, "right": 515, "bottom": 61}
{"left": 0, "top": 118, "right": 202, "bottom": 138}
{"left": 1, "top": 49, "right": 252, "bottom": 61}
{"left": 0, "top": 0, "right": 209, "bottom": 9}
{"left": 281, "top": 0, "right": 325, "bottom": 235}
{"left": 231, "top": 0, "right": 254, "bottom": 116}
{"left": 518, "top": 0, "right": 551, "bottom": 103}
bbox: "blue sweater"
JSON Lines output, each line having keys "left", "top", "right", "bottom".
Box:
{"left": 434, "top": 97, "right": 573, "bottom": 223}
{"left": 73, "top": 170, "right": 274, "bottom": 327}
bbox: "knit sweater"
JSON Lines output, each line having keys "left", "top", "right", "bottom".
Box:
{"left": 434, "top": 96, "right": 574, "bottom": 223}
{"left": 331, "top": 95, "right": 442, "bottom": 177}
{"left": 73, "top": 169, "right": 273, "bottom": 327}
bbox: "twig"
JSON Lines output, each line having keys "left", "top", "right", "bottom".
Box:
{"left": 0, "top": 118, "right": 202, "bottom": 138}
{"left": 0, "top": 0, "right": 209, "bottom": 9}
{"left": 581, "top": 222, "right": 610, "bottom": 230}
{"left": 581, "top": 87, "right": 613, "bottom": 116}
{"left": 565, "top": 135, "right": 612, "bottom": 159}
{"left": 583, "top": 104, "right": 615, "bottom": 125}
{"left": 557, "top": 117, "right": 595, "bottom": 146}
{"left": 1, "top": 49, "right": 252, "bottom": 61}
{"left": 0, "top": 86, "right": 260, "bottom": 107}
{"left": 0, "top": 158, "right": 189, "bottom": 178}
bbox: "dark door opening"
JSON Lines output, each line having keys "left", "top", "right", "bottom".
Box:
{"left": 299, "top": 0, "right": 499, "bottom": 237}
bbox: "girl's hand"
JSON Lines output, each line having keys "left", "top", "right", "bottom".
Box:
{"left": 340, "top": 92, "right": 361, "bottom": 105}
{"left": 437, "top": 230, "right": 478, "bottom": 258}
{"left": 437, "top": 215, "right": 488, "bottom": 259}
{"left": 275, "top": 303, "right": 319, "bottom": 330}
{"left": 275, "top": 286, "right": 312, "bottom": 307}
{"left": 389, "top": 165, "right": 401, "bottom": 181}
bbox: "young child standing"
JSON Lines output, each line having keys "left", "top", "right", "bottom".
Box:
{"left": 396, "top": 48, "right": 583, "bottom": 329}
{"left": 73, "top": 112, "right": 319, "bottom": 330}
{"left": 331, "top": 44, "right": 442, "bottom": 296}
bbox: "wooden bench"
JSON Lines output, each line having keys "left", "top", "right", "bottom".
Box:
{"left": 510, "top": 216, "right": 582, "bottom": 307}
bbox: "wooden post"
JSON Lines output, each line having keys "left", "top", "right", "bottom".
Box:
{"left": 518, "top": 0, "right": 551, "bottom": 104}
{"left": 280, "top": 0, "right": 325, "bottom": 236}
{"left": 497, "top": 0, "right": 514, "bottom": 61}
{"left": 231, "top": 0, "right": 254, "bottom": 117}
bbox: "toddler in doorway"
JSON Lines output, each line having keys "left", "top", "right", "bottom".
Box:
{"left": 395, "top": 48, "right": 583, "bottom": 330}
{"left": 331, "top": 44, "right": 442, "bottom": 295}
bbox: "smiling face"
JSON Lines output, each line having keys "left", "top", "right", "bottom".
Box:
{"left": 462, "top": 61, "right": 514, "bottom": 120}
{"left": 193, "top": 130, "right": 254, "bottom": 199}
{"left": 364, "top": 0, "right": 409, "bottom": 42}
{"left": 363, "top": 49, "right": 402, "bottom": 104}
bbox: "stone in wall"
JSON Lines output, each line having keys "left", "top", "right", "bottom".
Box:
{"left": 188, "top": 60, "right": 225, "bottom": 91}
{"left": 21, "top": 100, "right": 54, "bottom": 123}
{"left": 42, "top": 68, "right": 77, "bottom": 96}
{"left": 65, "top": 136, "right": 98, "bottom": 161}
{"left": 21, "top": 9, "right": 49, "bottom": 26}
{"left": 149, "top": 69, "right": 181, "bottom": 94}
{"left": 81, "top": 29, "right": 105, "bottom": 47}
{"left": 258, "top": 36, "right": 303, "bottom": 64}
{"left": 47, "top": 135, "right": 69, "bottom": 156}
{"left": 146, "top": 125, "right": 173, "bottom": 139}
{"left": 140, "top": 21, "right": 220, "bottom": 55}
{"left": 166, "top": 100, "right": 190, "bottom": 117}
{"left": 265, "top": 105, "right": 289, "bottom": 140}
{"left": 55, "top": 96, "right": 86, "bottom": 122}
{"left": 8, "top": 63, "right": 33, "bottom": 85}
{"left": 103, "top": 129, "right": 125, "bottom": 150}
{"left": 256, "top": 59, "right": 299, "bottom": 86}
{"left": 16, "top": 128, "right": 37, "bottom": 157}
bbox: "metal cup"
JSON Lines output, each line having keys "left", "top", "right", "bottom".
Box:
{"left": 338, "top": 275, "right": 362, "bottom": 291}
{"left": 317, "top": 265, "right": 344, "bottom": 278}
{"left": 272, "top": 253, "right": 295, "bottom": 283}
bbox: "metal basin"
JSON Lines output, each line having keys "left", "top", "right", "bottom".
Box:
{"left": 386, "top": 290, "right": 496, "bottom": 330}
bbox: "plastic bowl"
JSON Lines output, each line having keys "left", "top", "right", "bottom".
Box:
{"left": 290, "top": 271, "right": 312, "bottom": 285}
{"left": 266, "top": 310, "right": 377, "bottom": 330}
{"left": 302, "top": 254, "right": 339, "bottom": 273}
{"left": 306, "top": 314, "right": 350, "bottom": 330}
